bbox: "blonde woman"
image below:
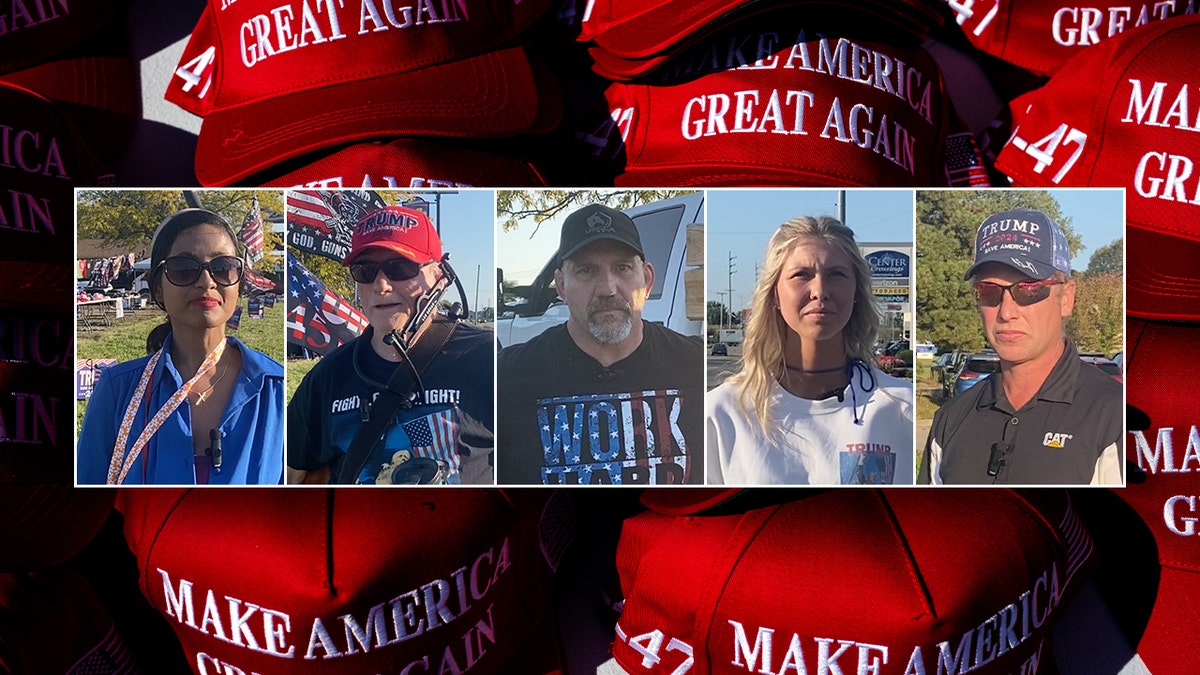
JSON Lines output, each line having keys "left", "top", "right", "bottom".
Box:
{"left": 706, "top": 216, "right": 914, "bottom": 485}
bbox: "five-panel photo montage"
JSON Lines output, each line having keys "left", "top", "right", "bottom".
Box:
{"left": 74, "top": 187, "right": 1126, "bottom": 487}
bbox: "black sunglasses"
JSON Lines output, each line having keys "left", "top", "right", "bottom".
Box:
{"left": 159, "top": 255, "right": 244, "bottom": 287}
{"left": 972, "top": 278, "right": 1064, "bottom": 308}
{"left": 349, "top": 258, "right": 431, "bottom": 284}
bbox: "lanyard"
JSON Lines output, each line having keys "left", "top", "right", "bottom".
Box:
{"left": 106, "top": 339, "right": 227, "bottom": 485}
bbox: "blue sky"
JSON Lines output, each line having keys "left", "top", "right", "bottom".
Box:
{"left": 706, "top": 188, "right": 1124, "bottom": 313}
{"left": 489, "top": 188, "right": 1124, "bottom": 315}
{"left": 408, "top": 189, "right": 496, "bottom": 312}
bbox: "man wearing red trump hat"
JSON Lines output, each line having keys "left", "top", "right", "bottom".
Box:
{"left": 287, "top": 204, "right": 494, "bottom": 485}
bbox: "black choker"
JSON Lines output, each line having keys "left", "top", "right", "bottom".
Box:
{"left": 785, "top": 362, "right": 847, "bottom": 375}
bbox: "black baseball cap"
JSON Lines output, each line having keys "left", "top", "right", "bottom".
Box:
{"left": 557, "top": 204, "right": 644, "bottom": 266}
{"left": 964, "top": 208, "right": 1071, "bottom": 281}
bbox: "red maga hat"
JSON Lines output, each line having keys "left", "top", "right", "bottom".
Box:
{"left": 166, "top": 0, "right": 553, "bottom": 186}
{"left": 344, "top": 204, "right": 442, "bottom": 266}
{"left": 117, "top": 488, "right": 573, "bottom": 675}
{"left": 578, "top": 0, "right": 942, "bottom": 81}
{"left": 592, "top": 24, "right": 953, "bottom": 186}
{"left": 0, "top": 0, "right": 124, "bottom": 75}
{"left": 1118, "top": 318, "right": 1200, "bottom": 672}
{"left": 614, "top": 489, "right": 1093, "bottom": 675}
{"left": 943, "top": 0, "right": 1195, "bottom": 77}
{"left": 993, "top": 16, "right": 1200, "bottom": 320}
{"left": 257, "top": 138, "right": 548, "bottom": 188}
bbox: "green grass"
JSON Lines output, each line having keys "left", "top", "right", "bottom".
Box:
{"left": 76, "top": 302, "right": 286, "bottom": 429}
{"left": 286, "top": 358, "right": 318, "bottom": 403}
{"left": 915, "top": 364, "right": 943, "bottom": 423}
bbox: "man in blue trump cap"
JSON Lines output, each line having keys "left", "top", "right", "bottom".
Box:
{"left": 919, "top": 208, "right": 1122, "bottom": 485}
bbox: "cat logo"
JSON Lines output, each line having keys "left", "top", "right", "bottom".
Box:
{"left": 1043, "top": 432, "right": 1073, "bottom": 448}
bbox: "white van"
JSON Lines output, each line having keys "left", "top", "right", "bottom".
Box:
{"left": 496, "top": 194, "right": 705, "bottom": 348}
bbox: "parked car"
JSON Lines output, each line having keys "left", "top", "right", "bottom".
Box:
{"left": 711, "top": 343, "right": 728, "bottom": 356}
{"left": 953, "top": 352, "right": 1002, "bottom": 396}
{"left": 1079, "top": 354, "right": 1123, "bottom": 384}
{"left": 932, "top": 350, "right": 969, "bottom": 396}
{"left": 914, "top": 341, "right": 936, "bottom": 365}
{"left": 883, "top": 340, "right": 909, "bottom": 356}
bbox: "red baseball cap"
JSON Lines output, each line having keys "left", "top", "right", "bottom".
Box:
{"left": 943, "top": 0, "right": 1194, "bottom": 76}
{"left": 343, "top": 204, "right": 442, "bottom": 266}
{"left": 257, "top": 138, "right": 548, "bottom": 188}
{"left": 0, "top": 0, "right": 125, "bottom": 75}
{"left": 0, "top": 23, "right": 138, "bottom": 164}
{"left": 117, "top": 488, "right": 573, "bottom": 675}
{"left": 993, "top": 16, "right": 1200, "bottom": 320}
{"left": 614, "top": 489, "right": 1093, "bottom": 675}
{"left": 578, "top": 0, "right": 942, "bottom": 81}
{"left": 0, "top": 569, "right": 135, "bottom": 673}
{"left": 1116, "top": 318, "right": 1200, "bottom": 672}
{"left": 596, "top": 24, "right": 954, "bottom": 187}
{"left": 165, "top": 0, "right": 554, "bottom": 186}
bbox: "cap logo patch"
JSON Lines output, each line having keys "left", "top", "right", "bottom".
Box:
{"left": 586, "top": 212, "right": 615, "bottom": 233}
{"left": 1043, "top": 432, "right": 1073, "bottom": 448}
{"left": 359, "top": 210, "right": 419, "bottom": 235}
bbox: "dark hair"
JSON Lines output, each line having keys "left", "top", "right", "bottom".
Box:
{"left": 146, "top": 209, "right": 243, "bottom": 354}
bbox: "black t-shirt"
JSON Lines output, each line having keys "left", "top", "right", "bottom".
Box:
{"left": 919, "top": 340, "right": 1122, "bottom": 485}
{"left": 496, "top": 322, "right": 704, "bottom": 485}
{"left": 287, "top": 323, "right": 494, "bottom": 484}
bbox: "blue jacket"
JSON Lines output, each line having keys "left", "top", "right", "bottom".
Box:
{"left": 77, "top": 335, "right": 285, "bottom": 485}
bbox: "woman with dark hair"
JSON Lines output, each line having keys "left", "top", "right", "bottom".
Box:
{"left": 706, "top": 216, "right": 914, "bottom": 485}
{"left": 77, "top": 209, "right": 285, "bottom": 484}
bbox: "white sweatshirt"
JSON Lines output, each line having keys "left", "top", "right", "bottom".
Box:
{"left": 706, "top": 368, "right": 915, "bottom": 485}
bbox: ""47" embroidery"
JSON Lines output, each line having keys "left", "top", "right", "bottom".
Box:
{"left": 1007, "top": 123, "right": 1089, "bottom": 184}
{"left": 174, "top": 46, "right": 217, "bottom": 99}
{"left": 616, "top": 623, "right": 695, "bottom": 675}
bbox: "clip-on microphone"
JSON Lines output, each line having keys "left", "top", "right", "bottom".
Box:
{"left": 987, "top": 442, "right": 1011, "bottom": 478}
{"left": 208, "top": 428, "right": 222, "bottom": 470}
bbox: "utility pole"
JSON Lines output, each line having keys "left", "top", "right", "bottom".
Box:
{"left": 474, "top": 264, "right": 480, "bottom": 324}
{"left": 837, "top": 190, "right": 846, "bottom": 223}
{"left": 728, "top": 252, "right": 737, "bottom": 333}
{"left": 716, "top": 292, "right": 728, "bottom": 334}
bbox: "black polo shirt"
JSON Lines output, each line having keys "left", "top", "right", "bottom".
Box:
{"left": 919, "top": 340, "right": 1122, "bottom": 485}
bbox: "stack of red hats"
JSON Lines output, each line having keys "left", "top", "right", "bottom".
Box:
{"left": 984, "top": 15, "right": 1200, "bottom": 669}
{"left": 943, "top": 0, "right": 1195, "bottom": 78}
{"left": 0, "top": 0, "right": 137, "bottom": 164}
{"left": 0, "top": 8, "right": 121, "bottom": 665}
{"left": 564, "top": 0, "right": 992, "bottom": 187}
{"left": 166, "top": 0, "right": 558, "bottom": 187}
{"left": 117, "top": 488, "right": 575, "bottom": 675}
{"left": 612, "top": 489, "right": 1093, "bottom": 675}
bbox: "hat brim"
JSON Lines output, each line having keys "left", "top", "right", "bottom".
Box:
{"left": 558, "top": 233, "right": 645, "bottom": 264}
{"left": 193, "top": 44, "right": 540, "bottom": 186}
{"left": 584, "top": 0, "right": 940, "bottom": 65}
{"left": 1128, "top": 225, "right": 1200, "bottom": 321}
{"left": 963, "top": 258, "right": 1056, "bottom": 282}
{"left": 614, "top": 163, "right": 913, "bottom": 188}
{"left": 258, "top": 138, "right": 548, "bottom": 188}
{"left": 341, "top": 242, "right": 431, "bottom": 267}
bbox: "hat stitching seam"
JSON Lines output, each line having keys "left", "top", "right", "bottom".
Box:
{"left": 874, "top": 490, "right": 938, "bottom": 621}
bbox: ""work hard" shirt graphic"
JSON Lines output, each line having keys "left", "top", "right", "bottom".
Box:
{"left": 537, "top": 389, "right": 691, "bottom": 485}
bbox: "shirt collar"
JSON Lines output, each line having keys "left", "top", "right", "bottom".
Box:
{"left": 976, "top": 339, "right": 1080, "bottom": 411}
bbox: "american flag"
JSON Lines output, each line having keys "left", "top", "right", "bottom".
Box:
{"left": 402, "top": 408, "right": 460, "bottom": 473}
{"left": 239, "top": 195, "right": 265, "bottom": 263}
{"left": 69, "top": 623, "right": 138, "bottom": 674}
{"left": 286, "top": 189, "right": 386, "bottom": 263}
{"left": 286, "top": 252, "right": 368, "bottom": 355}
{"left": 945, "top": 132, "right": 992, "bottom": 187}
